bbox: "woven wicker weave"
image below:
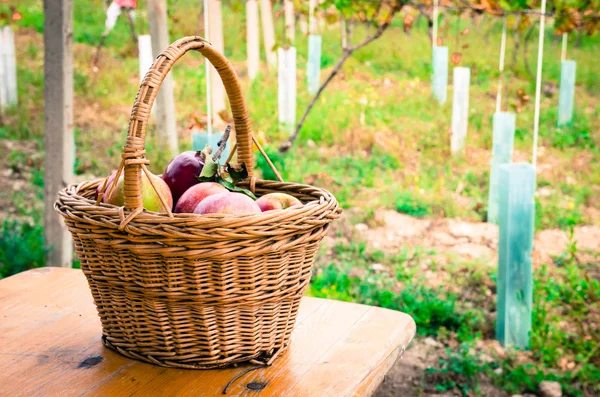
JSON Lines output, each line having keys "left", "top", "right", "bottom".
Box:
{"left": 55, "top": 36, "right": 340, "bottom": 369}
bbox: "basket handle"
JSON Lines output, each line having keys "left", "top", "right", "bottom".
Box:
{"left": 122, "top": 36, "right": 254, "bottom": 210}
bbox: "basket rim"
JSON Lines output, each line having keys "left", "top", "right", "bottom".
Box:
{"left": 56, "top": 177, "right": 341, "bottom": 231}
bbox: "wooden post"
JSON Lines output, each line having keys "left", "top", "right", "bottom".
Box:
{"left": 284, "top": 0, "right": 295, "bottom": 43}
{"left": 0, "top": 30, "right": 7, "bottom": 111}
{"left": 488, "top": 112, "right": 515, "bottom": 224}
{"left": 496, "top": 162, "right": 535, "bottom": 349}
{"left": 496, "top": 17, "right": 507, "bottom": 113}
{"left": 557, "top": 60, "right": 576, "bottom": 126}
{"left": 259, "top": 0, "right": 277, "bottom": 70}
{"left": 207, "top": 0, "right": 226, "bottom": 124}
{"left": 532, "top": 0, "right": 547, "bottom": 169}
{"left": 561, "top": 33, "right": 567, "bottom": 62}
{"left": 137, "top": 35, "right": 153, "bottom": 82}
{"left": 340, "top": 17, "right": 347, "bottom": 48}
{"left": 299, "top": 14, "right": 308, "bottom": 35}
{"left": 278, "top": 46, "right": 296, "bottom": 134}
{"left": 44, "top": 0, "right": 73, "bottom": 267}
{"left": 147, "top": 0, "right": 178, "bottom": 157}
{"left": 2, "top": 26, "right": 17, "bottom": 107}
{"left": 432, "top": 46, "right": 448, "bottom": 104}
{"left": 0, "top": 31, "right": 8, "bottom": 112}
{"left": 246, "top": 0, "right": 260, "bottom": 80}
{"left": 432, "top": 0, "right": 439, "bottom": 47}
{"left": 308, "top": 0, "right": 318, "bottom": 35}
{"left": 451, "top": 67, "right": 470, "bottom": 155}
{"left": 202, "top": 0, "right": 213, "bottom": 137}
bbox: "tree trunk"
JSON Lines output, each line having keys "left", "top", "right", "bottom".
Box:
{"left": 44, "top": 0, "right": 74, "bottom": 267}
{"left": 147, "top": 0, "right": 178, "bottom": 156}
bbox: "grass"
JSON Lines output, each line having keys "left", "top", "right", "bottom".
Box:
{"left": 0, "top": 218, "right": 46, "bottom": 278}
{"left": 309, "top": 242, "right": 490, "bottom": 339}
{"left": 393, "top": 191, "right": 432, "bottom": 218}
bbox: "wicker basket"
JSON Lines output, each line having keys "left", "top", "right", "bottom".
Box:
{"left": 55, "top": 36, "right": 340, "bottom": 369}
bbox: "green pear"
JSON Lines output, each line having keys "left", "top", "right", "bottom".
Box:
{"left": 104, "top": 172, "right": 173, "bottom": 213}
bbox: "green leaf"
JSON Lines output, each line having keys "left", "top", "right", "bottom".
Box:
{"left": 225, "top": 162, "right": 249, "bottom": 183}
{"left": 199, "top": 146, "right": 218, "bottom": 179}
{"left": 197, "top": 175, "right": 216, "bottom": 183}
{"left": 216, "top": 176, "right": 257, "bottom": 200}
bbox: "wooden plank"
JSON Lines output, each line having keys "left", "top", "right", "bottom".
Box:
{"left": 0, "top": 268, "right": 416, "bottom": 397}
{"left": 43, "top": 0, "right": 73, "bottom": 268}
{"left": 246, "top": 0, "right": 260, "bottom": 80}
{"left": 147, "top": 0, "right": 178, "bottom": 157}
{"left": 259, "top": 0, "right": 277, "bottom": 70}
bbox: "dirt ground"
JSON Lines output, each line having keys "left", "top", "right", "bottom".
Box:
{"left": 337, "top": 209, "right": 600, "bottom": 269}
{"left": 373, "top": 339, "right": 509, "bottom": 397}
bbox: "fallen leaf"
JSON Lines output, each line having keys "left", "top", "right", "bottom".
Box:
{"left": 451, "top": 52, "right": 462, "bottom": 65}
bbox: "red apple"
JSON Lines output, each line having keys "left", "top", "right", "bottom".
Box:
{"left": 193, "top": 192, "right": 261, "bottom": 215}
{"left": 256, "top": 193, "right": 302, "bottom": 212}
{"left": 162, "top": 151, "right": 205, "bottom": 206}
{"left": 174, "top": 182, "right": 228, "bottom": 213}
{"left": 104, "top": 172, "right": 173, "bottom": 213}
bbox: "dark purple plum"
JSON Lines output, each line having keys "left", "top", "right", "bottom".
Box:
{"left": 95, "top": 172, "right": 117, "bottom": 201}
{"left": 162, "top": 151, "right": 205, "bottom": 206}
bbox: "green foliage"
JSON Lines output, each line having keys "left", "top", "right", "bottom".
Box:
{"left": 394, "top": 191, "right": 432, "bottom": 217}
{"left": 8, "top": 150, "right": 28, "bottom": 172}
{"left": 426, "top": 343, "right": 491, "bottom": 397}
{"left": 536, "top": 197, "right": 584, "bottom": 230}
{"left": 309, "top": 243, "right": 486, "bottom": 338}
{"left": 255, "top": 147, "right": 286, "bottom": 181}
{"left": 539, "top": 108, "right": 597, "bottom": 150}
{"left": 0, "top": 219, "right": 47, "bottom": 279}
{"left": 309, "top": 264, "right": 471, "bottom": 336}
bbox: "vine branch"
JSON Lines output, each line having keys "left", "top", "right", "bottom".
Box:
{"left": 279, "top": 4, "right": 401, "bottom": 153}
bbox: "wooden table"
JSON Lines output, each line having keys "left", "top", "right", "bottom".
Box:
{"left": 0, "top": 268, "right": 415, "bottom": 396}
